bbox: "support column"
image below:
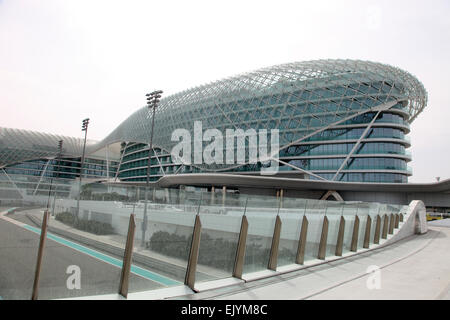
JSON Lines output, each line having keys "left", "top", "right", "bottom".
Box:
{"left": 222, "top": 186, "right": 226, "bottom": 207}
{"left": 165, "top": 188, "right": 170, "bottom": 204}
{"left": 119, "top": 214, "right": 136, "bottom": 298}
{"left": 318, "top": 216, "right": 329, "bottom": 260}
{"left": 363, "top": 216, "right": 372, "bottom": 249}
{"left": 374, "top": 215, "right": 381, "bottom": 244}
{"left": 185, "top": 215, "right": 202, "bottom": 290}
{"left": 31, "top": 211, "right": 50, "bottom": 300}
{"left": 268, "top": 216, "right": 282, "bottom": 270}
{"left": 382, "top": 214, "right": 389, "bottom": 239}
{"left": 335, "top": 216, "right": 345, "bottom": 256}
{"left": 233, "top": 215, "right": 248, "bottom": 279}
{"left": 350, "top": 216, "right": 360, "bottom": 252}
{"left": 296, "top": 216, "right": 308, "bottom": 265}
{"left": 389, "top": 214, "right": 395, "bottom": 234}
{"left": 280, "top": 189, "right": 284, "bottom": 208}
{"left": 211, "top": 186, "right": 215, "bottom": 205}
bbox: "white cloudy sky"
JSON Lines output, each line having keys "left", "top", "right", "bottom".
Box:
{"left": 0, "top": 0, "right": 449, "bottom": 182}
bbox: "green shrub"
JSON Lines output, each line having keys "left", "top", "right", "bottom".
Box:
{"left": 55, "top": 211, "right": 114, "bottom": 235}
{"left": 148, "top": 230, "right": 278, "bottom": 271}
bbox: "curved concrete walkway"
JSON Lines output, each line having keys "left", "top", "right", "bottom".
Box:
{"left": 176, "top": 221, "right": 450, "bottom": 300}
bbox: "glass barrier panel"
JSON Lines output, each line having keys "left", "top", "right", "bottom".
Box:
{"left": 342, "top": 203, "right": 358, "bottom": 254}
{"left": 128, "top": 189, "right": 196, "bottom": 293}
{"left": 368, "top": 203, "right": 382, "bottom": 245}
{"left": 242, "top": 197, "right": 278, "bottom": 274}
{"left": 303, "top": 199, "right": 326, "bottom": 261}
{"left": 40, "top": 186, "right": 129, "bottom": 299}
{"left": 278, "top": 210, "right": 304, "bottom": 267}
{"left": 326, "top": 213, "right": 342, "bottom": 257}
{"left": 357, "top": 203, "right": 370, "bottom": 249}
{"left": 326, "top": 201, "right": 345, "bottom": 216}
{"left": 195, "top": 210, "right": 243, "bottom": 283}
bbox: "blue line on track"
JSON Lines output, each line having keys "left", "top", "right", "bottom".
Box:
{"left": 22, "top": 224, "right": 181, "bottom": 287}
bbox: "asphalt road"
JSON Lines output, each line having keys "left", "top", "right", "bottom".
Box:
{"left": 0, "top": 211, "right": 172, "bottom": 300}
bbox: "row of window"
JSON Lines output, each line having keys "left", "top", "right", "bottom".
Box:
{"left": 4, "top": 167, "right": 115, "bottom": 178}
{"left": 286, "top": 157, "right": 407, "bottom": 171}
{"left": 5, "top": 158, "right": 117, "bottom": 179}
{"left": 342, "top": 112, "right": 406, "bottom": 126}
{"left": 280, "top": 142, "right": 406, "bottom": 157}
{"left": 305, "top": 127, "right": 406, "bottom": 142}
{"left": 311, "top": 172, "right": 407, "bottom": 183}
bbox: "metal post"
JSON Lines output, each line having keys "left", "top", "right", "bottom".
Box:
{"left": 280, "top": 189, "right": 284, "bottom": 208}
{"left": 389, "top": 214, "right": 395, "bottom": 234}
{"left": 335, "top": 216, "right": 345, "bottom": 256}
{"left": 222, "top": 186, "right": 226, "bottom": 207}
{"left": 142, "top": 90, "right": 163, "bottom": 247}
{"left": 31, "top": 210, "right": 50, "bottom": 300}
{"left": 210, "top": 186, "right": 215, "bottom": 205}
{"left": 76, "top": 118, "right": 89, "bottom": 220}
{"left": 374, "top": 215, "right": 381, "bottom": 244}
{"left": 350, "top": 215, "right": 360, "bottom": 252}
{"left": 363, "top": 216, "right": 372, "bottom": 249}
{"left": 233, "top": 215, "right": 248, "bottom": 279}
{"left": 296, "top": 215, "right": 308, "bottom": 265}
{"left": 382, "top": 214, "right": 389, "bottom": 239}
{"left": 185, "top": 215, "right": 202, "bottom": 290}
{"left": 52, "top": 140, "right": 63, "bottom": 217}
{"left": 119, "top": 214, "right": 136, "bottom": 298}
{"left": 268, "top": 215, "right": 282, "bottom": 270}
{"left": 318, "top": 216, "right": 329, "bottom": 260}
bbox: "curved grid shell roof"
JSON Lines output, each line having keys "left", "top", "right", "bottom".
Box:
{"left": 96, "top": 59, "right": 427, "bottom": 169}
{"left": 0, "top": 127, "right": 97, "bottom": 167}
{"left": 0, "top": 59, "right": 427, "bottom": 169}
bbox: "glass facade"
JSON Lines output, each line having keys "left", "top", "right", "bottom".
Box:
{"left": 118, "top": 108, "right": 413, "bottom": 183}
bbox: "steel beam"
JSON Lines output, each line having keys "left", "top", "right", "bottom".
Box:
{"left": 363, "top": 216, "right": 372, "bottom": 249}
{"left": 350, "top": 215, "right": 360, "bottom": 252}
{"left": 119, "top": 214, "right": 136, "bottom": 298}
{"left": 335, "top": 216, "right": 345, "bottom": 256}
{"left": 318, "top": 216, "right": 329, "bottom": 260}
{"left": 296, "top": 216, "right": 308, "bottom": 265}
{"left": 268, "top": 215, "right": 282, "bottom": 270}
{"left": 31, "top": 210, "right": 50, "bottom": 300}
{"left": 233, "top": 215, "right": 248, "bottom": 279}
{"left": 185, "top": 215, "right": 202, "bottom": 290}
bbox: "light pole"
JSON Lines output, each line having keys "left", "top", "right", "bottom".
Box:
{"left": 51, "top": 140, "right": 63, "bottom": 216}
{"left": 76, "top": 118, "right": 89, "bottom": 220}
{"left": 141, "top": 90, "right": 163, "bottom": 247}
{"left": 46, "top": 140, "right": 63, "bottom": 213}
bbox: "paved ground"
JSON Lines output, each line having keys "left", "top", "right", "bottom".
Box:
{"left": 177, "top": 221, "right": 450, "bottom": 300}
{"left": 428, "top": 218, "right": 450, "bottom": 228}
{"left": 0, "top": 209, "right": 175, "bottom": 300}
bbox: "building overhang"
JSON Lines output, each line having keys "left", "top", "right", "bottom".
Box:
{"left": 107, "top": 173, "right": 450, "bottom": 194}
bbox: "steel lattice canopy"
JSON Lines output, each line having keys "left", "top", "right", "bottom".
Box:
{"left": 0, "top": 59, "right": 427, "bottom": 169}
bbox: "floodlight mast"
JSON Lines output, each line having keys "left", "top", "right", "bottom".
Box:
{"left": 76, "top": 118, "right": 89, "bottom": 220}
{"left": 141, "top": 91, "right": 163, "bottom": 247}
